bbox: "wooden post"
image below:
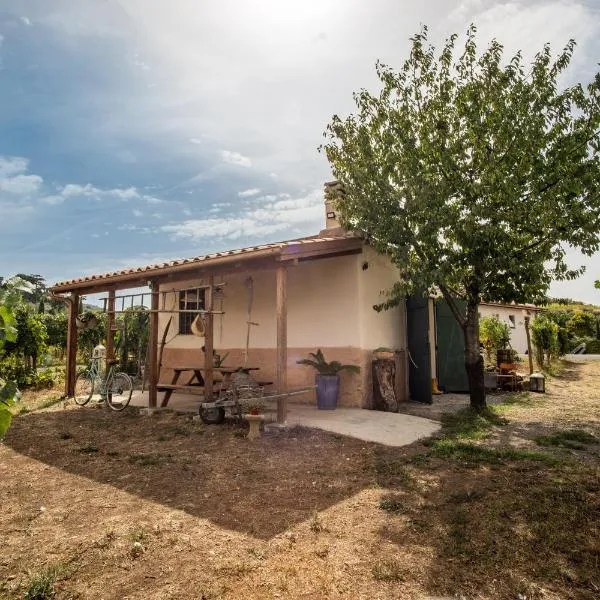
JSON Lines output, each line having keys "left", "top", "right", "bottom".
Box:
{"left": 106, "top": 289, "right": 116, "bottom": 361}
{"left": 276, "top": 264, "right": 288, "bottom": 423}
{"left": 65, "top": 293, "right": 79, "bottom": 397}
{"left": 148, "top": 282, "right": 159, "bottom": 409}
{"left": 524, "top": 315, "right": 534, "bottom": 375}
{"left": 204, "top": 277, "right": 214, "bottom": 401}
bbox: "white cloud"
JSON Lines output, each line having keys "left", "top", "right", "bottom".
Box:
{"left": 132, "top": 209, "right": 143, "bottom": 217}
{"left": 0, "top": 174, "right": 43, "bottom": 195}
{"left": 21, "top": 16, "right": 32, "bottom": 26}
{"left": 0, "top": 156, "right": 29, "bottom": 177}
{"left": 189, "top": 138, "right": 203, "bottom": 145}
{"left": 57, "top": 182, "right": 162, "bottom": 204}
{"left": 160, "top": 188, "right": 324, "bottom": 241}
{"left": 220, "top": 150, "right": 252, "bottom": 168}
{"left": 0, "top": 156, "right": 43, "bottom": 196}
{"left": 238, "top": 188, "right": 261, "bottom": 197}
{"left": 162, "top": 218, "right": 283, "bottom": 241}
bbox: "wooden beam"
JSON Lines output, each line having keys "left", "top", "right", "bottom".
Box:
{"left": 147, "top": 283, "right": 159, "bottom": 409}
{"left": 276, "top": 264, "right": 288, "bottom": 423}
{"left": 106, "top": 289, "right": 116, "bottom": 362}
{"left": 204, "top": 277, "right": 214, "bottom": 401}
{"left": 524, "top": 315, "right": 534, "bottom": 374}
{"left": 65, "top": 293, "right": 79, "bottom": 397}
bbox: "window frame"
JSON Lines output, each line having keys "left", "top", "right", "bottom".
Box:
{"left": 178, "top": 288, "right": 206, "bottom": 335}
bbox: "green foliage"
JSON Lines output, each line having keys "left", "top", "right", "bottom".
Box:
{"left": 567, "top": 309, "right": 597, "bottom": 338}
{"left": 10, "top": 304, "right": 48, "bottom": 367}
{"left": 479, "top": 316, "right": 511, "bottom": 362}
{"left": 41, "top": 312, "right": 68, "bottom": 351}
{"left": 584, "top": 339, "right": 600, "bottom": 353}
{"left": 0, "top": 278, "right": 31, "bottom": 437}
{"left": 297, "top": 349, "right": 360, "bottom": 376}
{"left": 322, "top": 24, "right": 600, "bottom": 406}
{"left": 115, "top": 307, "right": 149, "bottom": 375}
{"left": 323, "top": 25, "right": 600, "bottom": 305}
{"left": 531, "top": 316, "right": 560, "bottom": 366}
{"left": 23, "top": 562, "right": 70, "bottom": 600}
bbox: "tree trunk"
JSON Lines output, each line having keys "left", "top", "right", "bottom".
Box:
{"left": 463, "top": 299, "right": 486, "bottom": 410}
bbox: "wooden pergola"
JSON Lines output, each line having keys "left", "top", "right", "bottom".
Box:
{"left": 49, "top": 235, "right": 363, "bottom": 423}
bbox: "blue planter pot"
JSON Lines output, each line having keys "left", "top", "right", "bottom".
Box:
{"left": 316, "top": 374, "right": 340, "bottom": 409}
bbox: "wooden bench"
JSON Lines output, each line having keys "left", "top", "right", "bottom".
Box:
{"left": 157, "top": 384, "right": 205, "bottom": 394}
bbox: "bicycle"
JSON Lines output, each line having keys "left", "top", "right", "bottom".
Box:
{"left": 74, "top": 357, "right": 133, "bottom": 411}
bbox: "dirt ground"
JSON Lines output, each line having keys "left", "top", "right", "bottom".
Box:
{"left": 1, "top": 361, "right": 599, "bottom": 600}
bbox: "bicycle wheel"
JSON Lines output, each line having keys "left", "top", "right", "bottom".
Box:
{"left": 106, "top": 372, "right": 133, "bottom": 411}
{"left": 74, "top": 372, "right": 95, "bottom": 406}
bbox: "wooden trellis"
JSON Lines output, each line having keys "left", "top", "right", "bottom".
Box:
{"left": 99, "top": 285, "right": 226, "bottom": 315}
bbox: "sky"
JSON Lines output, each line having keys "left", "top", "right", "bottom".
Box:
{"left": 0, "top": 0, "right": 599, "bottom": 302}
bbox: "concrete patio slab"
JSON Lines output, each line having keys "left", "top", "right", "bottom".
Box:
{"left": 283, "top": 404, "right": 440, "bottom": 447}
{"left": 131, "top": 390, "right": 440, "bottom": 447}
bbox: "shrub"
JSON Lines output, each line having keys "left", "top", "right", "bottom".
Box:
{"left": 567, "top": 310, "right": 598, "bottom": 338}
{"left": 531, "top": 316, "right": 560, "bottom": 367}
{"left": 33, "top": 369, "right": 56, "bottom": 390}
{"left": 479, "top": 316, "right": 511, "bottom": 363}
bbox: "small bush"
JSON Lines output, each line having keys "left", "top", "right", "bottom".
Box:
{"left": 23, "top": 563, "right": 69, "bottom": 600}
{"left": 33, "top": 369, "right": 56, "bottom": 390}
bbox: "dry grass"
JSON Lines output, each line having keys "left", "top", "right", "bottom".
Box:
{"left": 0, "top": 361, "right": 599, "bottom": 599}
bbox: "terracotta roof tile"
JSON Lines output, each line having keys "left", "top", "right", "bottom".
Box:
{"left": 51, "top": 233, "right": 360, "bottom": 291}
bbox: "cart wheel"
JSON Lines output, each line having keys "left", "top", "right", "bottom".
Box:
{"left": 199, "top": 407, "right": 225, "bottom": 425}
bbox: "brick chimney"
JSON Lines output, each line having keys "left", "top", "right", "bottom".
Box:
{"left": 319, "top": 180, "right": 346, "bottom": 237}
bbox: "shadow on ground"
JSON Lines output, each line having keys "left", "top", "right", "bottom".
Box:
{"left": 372, "top": 444, "right": 600, "bottom": 599}
{"left": 4, "top": 407, "right": 373, "bottom": 540}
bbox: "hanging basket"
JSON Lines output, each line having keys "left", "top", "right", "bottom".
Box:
{"left": 76, "top": 314, "right": 98, "bottom": 330}
{"left": 190, "top": 314, "right": 206, "bottom": 337}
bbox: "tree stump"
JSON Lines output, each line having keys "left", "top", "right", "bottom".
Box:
{"left": 372, "top": 358, "right": 398, "bottom": 412}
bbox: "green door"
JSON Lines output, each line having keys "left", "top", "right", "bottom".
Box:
{"left": 435, "top": 299, "right": 469, "bottom": 392}
{"left": 406, "top": 295, "right": 432, "bottom": 404}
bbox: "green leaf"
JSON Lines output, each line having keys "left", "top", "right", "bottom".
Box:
{"left": 0, "top": 380, "right": 19, "bottom": 406}
{"left": 0, "top": 406, "right": 12, "bottom": 439}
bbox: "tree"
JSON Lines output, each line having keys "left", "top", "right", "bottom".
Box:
{"left": 323, "top": 25, "right": 600, "bottom": 408}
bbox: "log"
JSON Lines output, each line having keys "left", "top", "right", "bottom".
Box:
{"left": 372, "top": 358, "right": 398, "bottom": 412}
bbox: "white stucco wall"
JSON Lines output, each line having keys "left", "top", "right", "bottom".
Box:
{"left": 357, "top": 246, "right": 405, "bottom": 351}
{"left": 158, "top": 249, "right": 406, "bottom": 353}
{"left": 479, "top": 304, "right": 535, "bottom": 354}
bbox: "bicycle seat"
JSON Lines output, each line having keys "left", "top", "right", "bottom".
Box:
{"left": 106, "top": 358, "right": 119, "bottom": 366}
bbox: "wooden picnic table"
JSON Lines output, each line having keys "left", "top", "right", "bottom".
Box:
{"left": 158, "top": 366, "right": 260, "bottom": 407}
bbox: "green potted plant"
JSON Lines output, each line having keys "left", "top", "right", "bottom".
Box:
{"left": 297, "top": 349, "right": 360, "bottom": 410}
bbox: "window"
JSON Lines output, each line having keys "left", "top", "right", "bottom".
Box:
{"left": 508, "top": 315, "right": 516, "bottom": 328}
{"left": 179, "top": 289, "right": 206, "bottom": 335}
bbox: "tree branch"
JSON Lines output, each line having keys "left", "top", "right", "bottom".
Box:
{"left": 438, "top": 284, "right": 466, "bottom": 328}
